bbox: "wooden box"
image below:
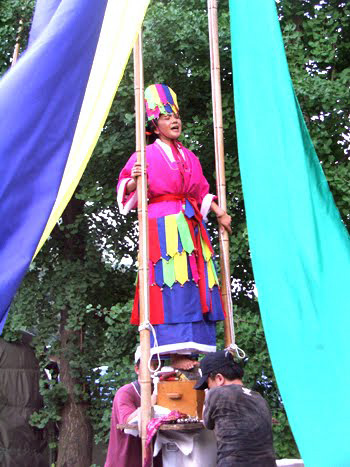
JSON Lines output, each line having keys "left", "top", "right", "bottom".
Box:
{"left": 157, "top": 380, "right": 205, "bottom": 417}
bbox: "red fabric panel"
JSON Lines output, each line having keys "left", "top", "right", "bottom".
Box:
{"left": 187, "top": 218, "right": 197, "bottom": 251}
{"left": 195, "top": 233, "right": 209, "bottom": 314}
{"left": 149, "top": 284, "right": 164, "bottom": 324}
{"left": 149, "top": 260, "right": 155, "bottom": 285}
{"left": 148, "top": 218, "right": 161, "bottom": 263}
{"left": 131, "top": 283, "right": 165, "bottom": 325}
{"left": 189, "top": 253, "right": 199, "bottom": 283}
{"left": 130, "top": 282, "right": 139, "bottom": 325}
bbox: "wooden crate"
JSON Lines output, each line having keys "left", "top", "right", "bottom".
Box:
{"left": 157, "top": 380, "right": 205, "bottom": 417}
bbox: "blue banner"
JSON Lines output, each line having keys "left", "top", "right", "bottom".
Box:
{"left": 0, "top": 0, "right": 108, "bottom": 331}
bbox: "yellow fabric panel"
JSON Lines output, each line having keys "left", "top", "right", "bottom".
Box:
{"left": 169, "top": 87, "right": 179, "bottom": 110}
{"left": 165, "top": 214, "right": 178, "bottom": 257}
{"left": 210, "top": 258, "right": 219, "bottom": 285}
{"left": 174, "top": 251, "right": 188, "bottom": 285}
{"left": 34, "top": 0, "right": 150, "bottom": 257}
{"left": 201, "top": 236, "right": 212, "bottom": 262}
{"left": 150, "top": 85, "right": 160, "bottom": 108}
{"left": 207, "top": 258, "right": 216, "bottom": 289}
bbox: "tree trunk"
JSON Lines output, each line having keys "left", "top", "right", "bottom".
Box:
{"left": 56, "top": 311, "right": 93, "bottom": 467}
{"left": 54, "top": 196, "right": 92, "bottom": 466}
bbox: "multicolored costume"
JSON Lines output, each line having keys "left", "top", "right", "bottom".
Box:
{"left": 117, "top": 84, "right": 225, "bottom": 355}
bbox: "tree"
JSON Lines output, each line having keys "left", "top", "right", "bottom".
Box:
{"left": 1, "top": 0, "right": 349, "bottom": 464}
{"left": 0, "top": 0, "right": 34, "bottom": 74}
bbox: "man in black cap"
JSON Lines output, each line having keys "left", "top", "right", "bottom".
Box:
{"left": 194, "top": 350, "right": 276, "bottom": 466}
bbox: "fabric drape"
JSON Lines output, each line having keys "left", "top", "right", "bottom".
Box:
{"left": 229, "top": 1, "right": 350, "bottom": 465}
{"left": 0, "top": 0, "right": 150, "bottom": 332}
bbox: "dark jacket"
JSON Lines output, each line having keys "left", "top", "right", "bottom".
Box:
{"left": 204, "top": 384, "right": 276, "bottom": 467}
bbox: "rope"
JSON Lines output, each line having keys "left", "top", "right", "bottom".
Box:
{"left": 138, "top": 321, "right": 162, "bottom": 373}
{"left": 220, "top": 230, "right": 245, "bottom": 360}
{"left": 225, "top": 343, "right": 246, "bottom": 360}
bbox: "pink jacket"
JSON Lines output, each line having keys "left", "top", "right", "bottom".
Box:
{"left": 117, "top": 140, "right": 215, "bottom": 220}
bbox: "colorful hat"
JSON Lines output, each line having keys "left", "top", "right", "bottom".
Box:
{"left": 144, "top": 84, "right": 179, "bottom": 121}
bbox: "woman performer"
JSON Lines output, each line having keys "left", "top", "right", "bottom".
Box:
{"left": 117, "top": 84, "right": 231, "bottom": 369}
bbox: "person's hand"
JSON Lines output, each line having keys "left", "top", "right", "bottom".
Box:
{"left": 131, "top": 162, "right": 142, "bottom": 182}
{"left": 131, "top": 162, "right": 149, "bottom": 181}
{"left": 126, "top": 163, "right": 148, "bottom": 194}
{"left": 217, "top": 211, "right": 232, "bottom": 235}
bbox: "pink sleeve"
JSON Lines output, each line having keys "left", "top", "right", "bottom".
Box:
{"left": 115, "top": 386, "right": 138, "bottom": 424}
{"left": 116, "top": 153, "right": 138, "bottom": 214}
{"left": 192, "top": 153, "right": 216, "bottom": 221}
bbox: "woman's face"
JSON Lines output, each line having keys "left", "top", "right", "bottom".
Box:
{"left": 154, "top": 113, "right": 182, "bottom": 141}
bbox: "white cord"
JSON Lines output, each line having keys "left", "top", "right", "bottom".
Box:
{"left": 225, "top": 343, "right": 246, "bottom": 360}
{"left": 138, "top": 321, "right": 162, "bottom": 373}
{"left": 148, "top": 323, "right": 161, "bottom": 373}
{"left": 220, "top": 230, "right": 245, "bottom": 360}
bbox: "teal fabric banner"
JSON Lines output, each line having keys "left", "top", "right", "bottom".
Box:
{"left": 229, "top": 1, "right": 350, "bottom": 465}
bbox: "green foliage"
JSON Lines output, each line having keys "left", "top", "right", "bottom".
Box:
{"left": 1, "top": 0, "right": 349, "bottom": 462}
{"left": 30, "top": 379, "right": 68, "bottom": 429}
{"left": 87, "top": 302, "right": 138, "bottom": 445}
{"left": 0, "top": 0, "right": 34, "bottom": 74}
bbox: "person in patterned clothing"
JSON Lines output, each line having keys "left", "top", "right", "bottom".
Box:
{"left": 117, "top": 84, "right": 232, "bottom": 370}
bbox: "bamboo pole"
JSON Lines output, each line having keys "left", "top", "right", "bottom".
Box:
{"left": 11, "top": 19, "right": 23, "bottom": 67}
{"left": 133, "top": 32, "right": 153, "bottom": 465}
{"left": 208, "top": 0, "right": 234, "bottom": 347}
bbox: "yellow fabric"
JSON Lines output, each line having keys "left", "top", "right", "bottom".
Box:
{"left": 165, "top": 214, "right": 178, "bottom": 257}
{"left": 207, "top": 268, "right": 215, "bottom": 289}
{"left": 210, "top": 258, "right": 219, "bottom": 284}
{"left": 169, "top": 87, "right": 179, "bottom": 110}
{"left": 34, "top": 0, "right": 150, "bottom": 257}
{"left": 201, "top": 236, "right": 212, "bottom": 262}
{"left": 174, "top": 251, "right": 188, "bottom": 285}
{"left": 207, "top": 258, "right": 216, "bottom": 289}
{"left": 149, "top": 85, "right": 161, "bottom": 109}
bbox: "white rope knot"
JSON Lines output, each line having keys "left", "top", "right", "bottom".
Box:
{"left": 219, "top": 232, "right": 247, "bottom": 361}
{"left": 138, "top": 320, "right": 151, "bottom": 332}
{"left": 225, "top": 343, "right": 246, "bottom": 360}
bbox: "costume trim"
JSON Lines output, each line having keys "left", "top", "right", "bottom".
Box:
{"left": 131, "top": 209, "right": 223, "bottom": 326}
{"left": 201, "top": 193, "right": 216, "bottom": 221}
{"left": 155, "top": 139, "right": 185, "bottom": 162}
{"left": 151, "top": 342, "right": 216, "bottom": 355}
{"left": 117, "top": 177, "right": 137, "bottom": 214}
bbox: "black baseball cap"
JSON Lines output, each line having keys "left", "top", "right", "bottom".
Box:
{"left": 194, "top": 350, "right": 237, "bottom": 390}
